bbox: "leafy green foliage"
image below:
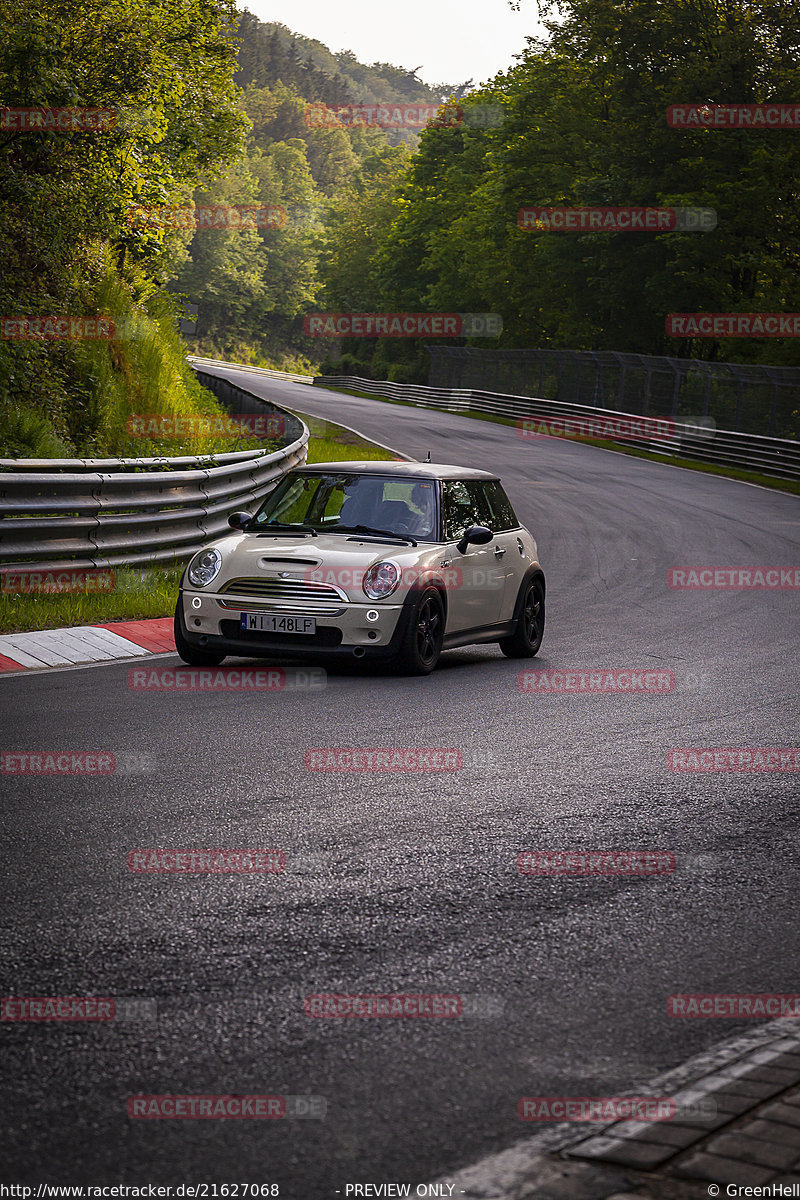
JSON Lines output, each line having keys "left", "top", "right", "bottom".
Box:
{"left": 233, "top": 11, "right": 461, "bottom": 112}
{"left": 0, "top": 0, "right": 248, "bottom": 455}
{"left": 9, "top": 0, "right": 795, "bottom": 448}
{"left": 176, "top": 17, "right": 436, "bottom": 362}
{"left": 323, "top": 0, "right": 800, "bottom": 379}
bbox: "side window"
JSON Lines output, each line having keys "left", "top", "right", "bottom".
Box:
{"left": 442, "top": 481, "right": 492, "bottom": 540}
{"left": 442, "top": 481, "right": 478, "bottom": 541}
{"left": 482, "top": 481, "right": 519, "bottom": 531}
{"left": 464, "top": 483, "right": 494, "bottom": 528}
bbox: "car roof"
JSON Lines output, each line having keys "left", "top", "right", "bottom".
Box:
{"left": 294, "top": 460, "right": 500, "bottom": 482}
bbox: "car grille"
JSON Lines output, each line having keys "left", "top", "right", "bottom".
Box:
{"left": 217, "top": 576, "right": 347, "bottom": 615}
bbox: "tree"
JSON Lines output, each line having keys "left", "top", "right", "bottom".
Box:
{"left": 349, "top": 0, "right": 800, "bottom": 368}
{"left": 0, "top": 0, "right": 248, "bottom": 444}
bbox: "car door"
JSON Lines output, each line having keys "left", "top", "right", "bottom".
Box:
{"left": 440, "top": 480, "right": 505, "bottom": 631}
{"left": 480, "top": 479, "right": 528, "bottom": 621}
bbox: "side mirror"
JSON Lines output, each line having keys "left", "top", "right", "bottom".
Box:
{"left": 456, "top": 524, "right": 493, "bottom": 554}
{"left": 228, "top": 511, "right": 252, "bottom": 530}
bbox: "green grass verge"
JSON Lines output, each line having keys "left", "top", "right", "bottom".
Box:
{"left": 0, "top": 566, "right": 183, "bottom": 635}
{"left": 0, "top": 416, "right": 396, "bottom": 635}
{"left": 317, "top": 384, "right": 800, "bottom": 497}
{"left": 293, "top": 409, "right": 398, "bottom": 463}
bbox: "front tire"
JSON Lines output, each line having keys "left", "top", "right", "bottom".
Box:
{"left": 174, "top": 599, "right": 226, "bottom": 667}
{"left": 393, "top": 586, "right": 445, "bottom": 675}
{"left": 499, "top": 575, "right": 545, "bottom": 658}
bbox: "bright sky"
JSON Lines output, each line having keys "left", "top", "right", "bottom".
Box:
{"left": 240, "top": 0, "right": 549, "bottom": 88}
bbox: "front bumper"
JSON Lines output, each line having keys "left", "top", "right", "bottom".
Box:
{"left": 178, "top": 588, "right": 412, "bottom": 661}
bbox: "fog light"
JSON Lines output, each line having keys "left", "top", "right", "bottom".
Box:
{"left": 191, "top": 596, "right": 202, "bottom": 609}
{"left": 193, "top": 618, "right": 202, "bottom": 627}
{"left": 368, "top": 631, "right": 378, "bottom": 640}
{"left": 366, "top": 610, "right": 380, "bottom": 622}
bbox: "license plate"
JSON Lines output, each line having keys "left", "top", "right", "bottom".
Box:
{"left": 240, "top": 612, "right": 317, "bottom": 635}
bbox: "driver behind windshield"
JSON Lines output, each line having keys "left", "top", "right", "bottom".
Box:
{"left": 255, "top": 473, "right": 436, "bottom": 540}
{"left": 397, "top": 481, "right": 435, "bottom": 539}
{"left": 336, "top": 478, "right": 435, "bottom": 539}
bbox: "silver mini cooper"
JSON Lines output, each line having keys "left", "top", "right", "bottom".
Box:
{"left": 175, "top": 461, "right": 545, "bottom": 675}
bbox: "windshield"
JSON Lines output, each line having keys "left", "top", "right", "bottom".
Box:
{"left": 251, "top": 472, "right": 438, "bottom": 541}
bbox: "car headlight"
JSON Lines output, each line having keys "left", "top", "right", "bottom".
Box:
{"left": 187, "top": 548, "right": 222, "bottom": 588}
{"left": 363, "top": 561, "right": 400, "bottom": 600}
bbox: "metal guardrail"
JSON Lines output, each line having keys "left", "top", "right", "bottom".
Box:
{"left": 427, "top": 346, "right": 800, "bottom": 440}
{"left": 187, "top": 355, "right": 313, "bottom": 384}
{"left": 0, "top": 387, "right": 309, "bottom": 572}
{"left": 315, "top": 375, "right": 800, "bottom": 481}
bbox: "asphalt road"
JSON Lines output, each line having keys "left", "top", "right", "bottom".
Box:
{"left": 2, "top": 370, "right": 799, "bottom": 1193}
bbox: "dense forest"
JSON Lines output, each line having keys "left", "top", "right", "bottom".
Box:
{"left": 315, "top": 0, "right": 800, "bottom": 381}
{"left": 172, "top": 11, "right": 461, "bottom": 370}
{"left": 1, "top": 0, "right": 799, "bottom": 456}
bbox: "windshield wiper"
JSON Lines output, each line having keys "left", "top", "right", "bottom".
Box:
{"left": 333, "top": 524, "right": 417, "bottom": 546}
{"left": 255, "top": 522, "right": 318, "bottom": 537}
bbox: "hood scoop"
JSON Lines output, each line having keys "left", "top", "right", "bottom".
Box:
{"left": 258, "top": 556, "right": 322, "bottom": 568}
